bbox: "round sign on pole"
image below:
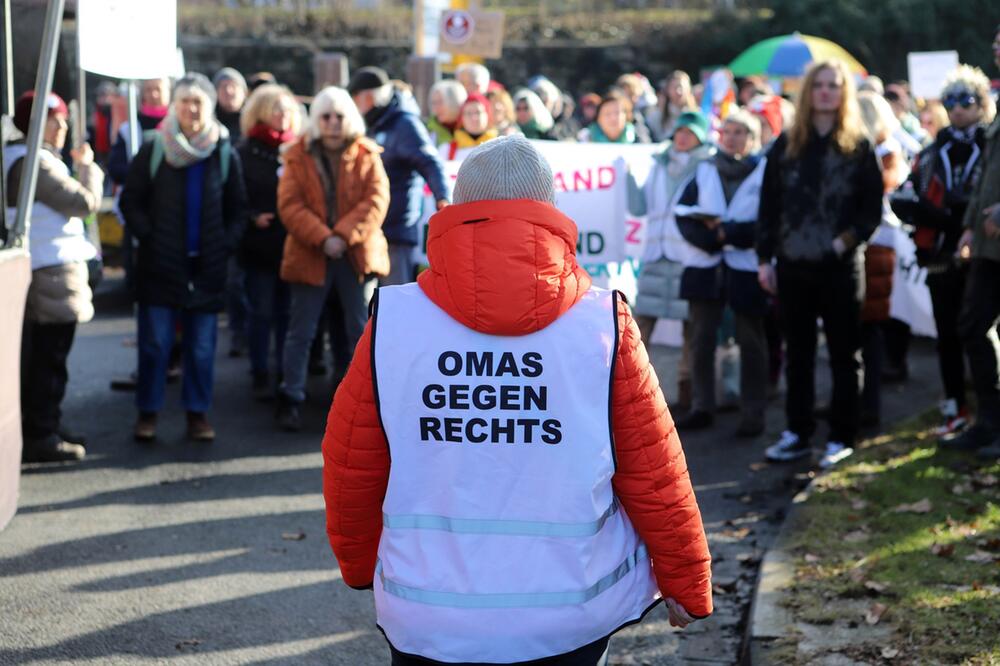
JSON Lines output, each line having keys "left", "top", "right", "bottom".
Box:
{"left": 441, "top": 10, "right": 475, "bottom": 45}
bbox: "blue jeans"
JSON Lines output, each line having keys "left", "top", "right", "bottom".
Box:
{"left": 380, "top": 243, "right": 417, "bottom": 286}
{"left": 280, "top": 258, "right": 376, "bottom": 403}
{"left": 245, "top": 267, "right": 290, "bottom": 377}
{"left": 136, "top": 304, "right": 218, "bottom": 414}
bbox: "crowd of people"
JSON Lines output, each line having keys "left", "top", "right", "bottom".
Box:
{"left": 10, "top": 30, "right": 1000, "bottom": 474}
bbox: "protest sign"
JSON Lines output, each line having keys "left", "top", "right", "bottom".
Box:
{"left": 78, "top": 0, "right": 177, "bottom": 79}
{"left": 907, "top": 51, "right": 959, "bottom": 101}
{"left": 439, "top": 9, "right": 505, "bottom": 59}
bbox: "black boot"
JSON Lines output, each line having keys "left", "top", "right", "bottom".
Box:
{"left": 252, "top": 373, "right": 273, "bottom": 402}
{"left": 941, "top": 423, "right": 998, "bottom": 450}
{"left": 276, "top": 394, "right": 302, "bottom": 432}
{"left": 675, "top": 410, "right": 713, "bottom": 430}
{"left": 22, "top": 433, "right": 85, "bottom": 463}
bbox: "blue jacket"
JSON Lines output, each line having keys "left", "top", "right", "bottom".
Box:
{"left": 365, "top": 92, "right": 449, "bottom": 246}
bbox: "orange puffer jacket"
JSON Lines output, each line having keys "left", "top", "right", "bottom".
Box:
{"left": 322, "top": 198, "right": 713, "bottom": 618}
{"left": 278, "top": 136, "right": 390, "bottom": 286}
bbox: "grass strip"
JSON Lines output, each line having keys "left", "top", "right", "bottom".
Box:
{"left": 780, "top": 412, "right": 1000, "bottom": 665}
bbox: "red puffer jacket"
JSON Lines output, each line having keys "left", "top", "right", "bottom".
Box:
{"left": 322, "top": 198, "right": 713, "bottom": 618}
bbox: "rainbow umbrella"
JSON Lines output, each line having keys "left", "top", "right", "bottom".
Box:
{"left": 728, "top": 33, "right": 867, "bottom": 78}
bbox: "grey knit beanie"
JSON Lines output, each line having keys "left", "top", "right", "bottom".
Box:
{"left": 452, "top": 135, "right": 556, "bottom": 205}
{"left": 213, "top": 67, "right": 248, "bottom": 92}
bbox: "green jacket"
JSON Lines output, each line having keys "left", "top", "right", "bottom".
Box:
{"left": 964, "top": 115, "right": 1000, "bottom": 262}
{"left": 425, "top": 117, "right": 454, "bottom": 149}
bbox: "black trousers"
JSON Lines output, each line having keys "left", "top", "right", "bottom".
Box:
{"left": 861, "top": 321, "right": 883, "bottom": 416}
{"left": 926, "top": 265, "right": 968, "bottom": 407}
{"left": 958, "top": 258, "right": 1000, "bottom": 429}
{"left": 777, "top": 258, "right": 864, "bottom": 445}
{"left": 20, "top": 320, "right": 77, "bottom": 442}
{"left": 389, "top": 637, "right": 610, "bottom": 666}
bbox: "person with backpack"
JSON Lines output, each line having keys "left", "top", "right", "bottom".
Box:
{"left": 119, "top": 73, "right": 247, "bottom": 443}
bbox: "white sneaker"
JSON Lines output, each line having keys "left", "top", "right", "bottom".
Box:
{"left": 765, "top": 430, "right": 810, "bottom": 462}
{"left": 819, "top": 441, "right": 854, "bottom": 469}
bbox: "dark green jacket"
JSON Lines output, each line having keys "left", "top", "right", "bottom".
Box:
{"left": 964, "top": 115, "right": 1000, "bottom": 262}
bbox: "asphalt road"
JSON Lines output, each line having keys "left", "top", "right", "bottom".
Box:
{"left": 0, "top": 279, "right": 941, "bottom": 665}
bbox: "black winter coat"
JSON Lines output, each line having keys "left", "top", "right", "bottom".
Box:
{"left": 119, "top": 137, "right": 247, "bottom": 312}
{"left": 237, "top": 137, "right": 285, "bottom": 271}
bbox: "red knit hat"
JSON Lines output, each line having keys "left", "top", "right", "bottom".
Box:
{"left": 458, "top": 92, "right": 494, "bottom": 130}
{"left": 13, "top": 91, "right": 69, "bottom": 134}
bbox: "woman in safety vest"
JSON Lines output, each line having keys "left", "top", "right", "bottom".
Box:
{"left": 322, "top": 135, "right": 713, "bottom": 665}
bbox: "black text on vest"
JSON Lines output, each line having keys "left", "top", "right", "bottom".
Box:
{"left": 419, "top": 351, "right": 562, "bottom": 445}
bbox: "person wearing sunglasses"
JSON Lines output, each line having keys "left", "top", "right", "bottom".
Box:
{"left": 892, "top": 65, "right": 995, "bottom": 442}
{"left": 274, "top": 86, "right": 390, "bottom": 431}
{"left": 948, "top": 27, "right": 1000, "bottom": 461}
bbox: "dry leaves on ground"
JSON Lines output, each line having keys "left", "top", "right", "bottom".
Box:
{"left": 844, "top": 529, "right": 870, "bottom": 543}
{"left": 881, "top": 647, "right": 900, "bottom": 659}
{"left": 864, "top": 580, "right": 890, "bottom": 594}
{"left": 964, "top": 550, "right": 998, "bottom": 564}
{"left": 972, "top": 473, "right": 998, "bottom": 488}
{"left": 851, "top": 499, "right": 869, "bottom": 510}
{"left": 281, "top": 531, "right": 306, "bottom": 541}
{"left": 864, "top": 602, "right": 888, "bottom": 625}
{"left": 804, "top": 553, "right": 821, "bottom": 563}
{"left": 930, "top": 542, "right": 955, "bottom": 557}
{"left": 891, "top": 498, "right": 933, "bottom": 514}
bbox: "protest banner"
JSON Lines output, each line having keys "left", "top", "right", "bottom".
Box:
{"left": 889, "top": 224, "right": 937, "bottom": 338}
{"left": 439, "top": 8, "right": 505, "bottom": 60}
{"left": 416, "top": 141, "right": 937, "bottom": 341}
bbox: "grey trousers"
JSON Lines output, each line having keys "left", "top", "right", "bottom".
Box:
{"left": 280, "top": 258, "right": 375, "bottom": 403}
{"left": 381, "top": 243, "right": 418, "bottom": 287}
{"left": 688, "top": 299, "right": 768, "bottom": 424}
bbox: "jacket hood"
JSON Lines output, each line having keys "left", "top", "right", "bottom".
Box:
{"left": 417, "top": 199, "right": 592, "bottom": 336}
{"left": 369, "top": 92, "right": 421, "bottom": 133}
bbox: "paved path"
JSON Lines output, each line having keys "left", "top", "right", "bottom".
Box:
{"left": 0, "top": 280, "right": 941, "bottom": 665}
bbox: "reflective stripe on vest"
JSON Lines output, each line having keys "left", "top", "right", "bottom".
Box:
{"left": 370, "top": 283, "right": 660, "bottom": 663}
{"left": 375, "top": 543, "right": 648, "bottom": 609}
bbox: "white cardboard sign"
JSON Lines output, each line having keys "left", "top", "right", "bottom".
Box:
{"left": 907, "top": 51, "right": 959, "bottom": 101}
{"left": 78, "top": 0, "right": 178, "bottom": 79}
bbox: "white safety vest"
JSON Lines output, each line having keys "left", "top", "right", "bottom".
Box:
{"left": 3, "top": 144, "right": 96, "bottom": 271}
{"left": 673, "top": 157, "right": 766, "bottom": 273}
{"left": 371, "top": 283, "right": 660, "bottom": 663}
{"left": 640, "top": 159, "right": 694, "bottom": 265}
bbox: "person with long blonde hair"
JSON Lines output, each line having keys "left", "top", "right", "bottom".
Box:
{"left": 756, "top": 59, "right": 884, "bottom": 468}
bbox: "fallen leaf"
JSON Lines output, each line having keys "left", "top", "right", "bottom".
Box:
{"left": 851, "top": 499, "right": 869, "bottom": 510}
{"left": 736, "top": 552, "right": 758, "bottom": 565}
{"left": 845, "top": 529, "right": 870, "bottom": 543}
{"left": 972, "top": 473, "right": 998, "bottom": 488}
{"left": 176, "top": 639, "right": 202, "bottom": 651}
{"left": 848, "top": 568, "right": 866, "bottom": 583}
{"left": 930, "top": 543, "right": 955, "bottom": 557}
{"left": 739, "top": 494, "right": 753, "bottom": 504}
{"left": 864, "top": 602, "right": 888, "bottom": 625}
{"left": 749, "top": 462, "right": 769, "bottom": 472}
{"left": 281, "top": 531, "right": 306, "bottom": 541}
{"left": 978, "top": 537, "right": 1000, "bottom": 552}
{"left": 805, "top": 553, "right": 821, "bottom": 563}
{"left": 865, "top": 580, "right": 890, "bottom": 593}
{"left": 721, "top": 527, "right": 751, "bottom": 540}
{"left": 965, "top": 550, "right": 997, "bottom": 564}
{"left": 951, "top": 482, "right": 973, "bottom": 496}
{"left": 892, "top": 498, "right": 933, "bottom": 514}
{"left": 881, "top": 647, "right": 900, "bottom": 659}
{"left": 712, "top": 579, "right": 738, "bottom": 595}
{"left": 966, "top": 505, "right": 985, "bottom": 516}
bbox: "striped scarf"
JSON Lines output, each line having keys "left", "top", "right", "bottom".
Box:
{"left": 158, "top": 112, "right": 225, "bottom": 169}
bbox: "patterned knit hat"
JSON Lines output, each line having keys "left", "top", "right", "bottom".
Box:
{"left": 452, "top": 134, "right": 555, "bottom": 204}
